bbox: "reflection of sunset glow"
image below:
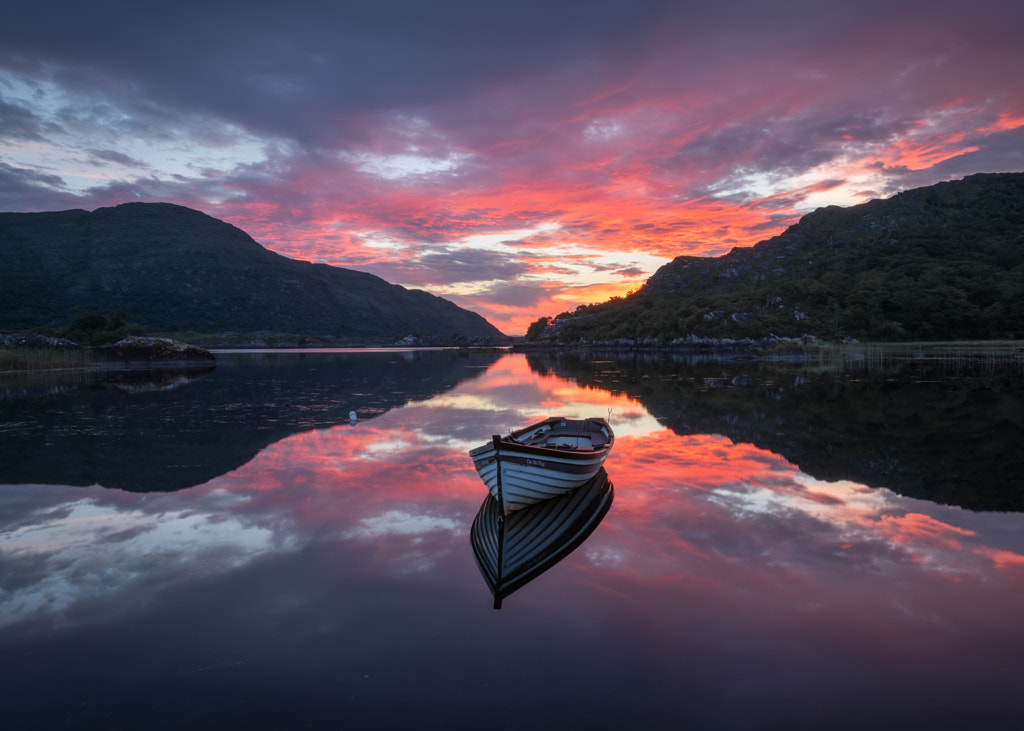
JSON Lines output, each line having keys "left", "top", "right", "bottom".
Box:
{"left": 0, "top": 495, "right": 276, "bottom": 627}
{"left": 413, "top": 353, "right": 663, "bottom": 438}
{"left": 596, "top": 422, "right": 1018, "bottom": 588}
{"left": 3, "top": 353, "right": 1022, "bottom": 633}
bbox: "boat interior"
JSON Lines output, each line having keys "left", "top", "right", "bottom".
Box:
{"left": 515, "top": 419, "right": 610, "bottom": 450}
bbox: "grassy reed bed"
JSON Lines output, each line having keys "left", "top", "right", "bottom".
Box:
{"left": 770, "top": 340, "right": 1024, "bottom": 376}
{"left": 0, "top": 347, "right": 94, "bottom": 373}
{"left": 824, "top": 340, "right": 1023, "bottom": 361}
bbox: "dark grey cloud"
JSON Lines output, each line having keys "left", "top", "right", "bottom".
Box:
{"left": 416, "top": 249, "right": 528, "bottom": 283}
{"left": 0, "top": 161, "right": 78, "bottom": 210}
{"left": 2, "top": 1, "right": 1020, "bottom": 195}
{"left": 463, "top": 279, "right": 550, "bottom": 309}
{"left": 0, "top": 1, "right": 675, "bottom": 147}
{"left": 8, "top": 0, "right": 993, "bottom": 152}
{"left": 748, "top": 213, "right": 798, "bottom": 233}
{"left": 356, "top": 246, "right": 529, "bottom": 288}
{"left": 0, "top": 551, "right": 56, "bottom": 593}
{"left": 87, "top": 148, "right": 149, "bottom": 169}
{"left": 0, "top": 96, "right": 52, "bottom": 141}
{"left": 611, "top": 266, "right": 648, "bottom": 278}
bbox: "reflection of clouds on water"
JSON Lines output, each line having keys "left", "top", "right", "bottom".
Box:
{"left": 405, "top": 392, "right": 501, "bottom": 413}
{"left": 418, "top": 354, "right": 665, "bottom": 440}
{"left": 341, "top": 509, "right": 466, "bottom": 577}
{"left": 584, "top": 545, "right": 627, "bottom": 569}
{"left": 0, "top": 492, "right": 279, "bottom": 628}
{"left": 603, "top": 428, "right": 1024, "bottom": 597}
{"left": 2, "top": 352, "right": 1023, "bottom": 645}
{"left": 0, "top": 408, "right": 491, "bottom": 629}
{"left": 1, "top": 353, "right": 1022, "bottom": 730}
{"left": 362, "top": 437, "right": 420, "bottom": 456}
{"left": 342, "top": 510, "right": 461, "bottom": 541}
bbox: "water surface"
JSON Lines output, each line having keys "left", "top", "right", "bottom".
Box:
{"left": 2, "top": 349, "right": 1022, "bottom": 729}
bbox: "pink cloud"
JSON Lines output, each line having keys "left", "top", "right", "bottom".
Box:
{"left": 875, "top": 512, "right": 977, "bottom": 551}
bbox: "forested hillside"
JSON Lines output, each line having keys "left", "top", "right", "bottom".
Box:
{"left": 0, "top": 202, "right": 506, "bottom": 343}
{"left": 527, "top": 173, "right": 1024, "bottom": 345}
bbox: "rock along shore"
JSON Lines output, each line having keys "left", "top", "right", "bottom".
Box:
{"left": 1, "top": 334, "right": 216, "bottom": 370}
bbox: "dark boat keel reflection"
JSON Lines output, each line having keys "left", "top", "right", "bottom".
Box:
{"left": 469, "top": 467, "right": 614, "bottom": 609}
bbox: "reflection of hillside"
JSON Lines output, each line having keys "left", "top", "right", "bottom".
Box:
{"left": 1, "top": 364, "right": 216, "bottom": 398}
{"left": 527, "top": 352, "right": 1024, "bottom": 512}
{"left": 1, "top": 350, "right": 503, "bottom": 492}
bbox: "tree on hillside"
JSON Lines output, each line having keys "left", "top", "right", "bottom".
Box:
{"left": 61, "top": 309, "right": 147, "bottom": 345}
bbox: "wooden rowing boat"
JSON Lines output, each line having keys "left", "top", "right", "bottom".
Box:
{"left": 468, "top": 416, "right": 614, "bottom": 514}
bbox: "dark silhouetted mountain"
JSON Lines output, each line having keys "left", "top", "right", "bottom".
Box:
{"left": 0, "top": 202, "right": 506, "bottom": 342}
{"left": 527, "top": 173, "right": 1024, "bottom": 344}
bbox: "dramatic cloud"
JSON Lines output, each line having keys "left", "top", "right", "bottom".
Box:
{"left": 1, "top": 0, "right": 1022, "bottom": 332}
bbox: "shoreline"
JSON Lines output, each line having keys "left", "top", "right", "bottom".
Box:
{"left": 512, "top": 338, "right": 1024, "bottom": 363}
{"left": 0, "top": 335, "right": 217, "bottom": 374}
{"left": 5, "top": 336, "right": 1022, "bottom": 374}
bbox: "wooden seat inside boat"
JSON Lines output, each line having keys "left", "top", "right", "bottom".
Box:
{"left": 544, "top": 432, "right": 601, "bottom": 450}
{"left": 516, "top": 419, "right": 610, "bottom": 450}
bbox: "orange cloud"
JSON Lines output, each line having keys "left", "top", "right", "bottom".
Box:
{"left": 975, "top": 547, "right": 1024, "bottom": 571}
{"left": 871, "top": 134, "right": 981, "bottom": 172}
{"left": 875, "top": 512, "right": 977, "bottom": 550}
{"left": 197, "top": 89, "right": 1023, "bottom": 336}
{"left": 977, "top": 111, "right": 1024, "bottom": 135}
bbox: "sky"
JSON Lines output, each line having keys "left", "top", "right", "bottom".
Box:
{"left": 1, "top": 1, "right": 1023, "bottom": 335}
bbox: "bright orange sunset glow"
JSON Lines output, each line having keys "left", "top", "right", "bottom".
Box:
{"left": 2, "top": 2, "right": 1022, "bottom": 333}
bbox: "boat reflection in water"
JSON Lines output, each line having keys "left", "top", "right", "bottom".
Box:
{"left": 469, "top": 468, "right": 614, "bottom": 609}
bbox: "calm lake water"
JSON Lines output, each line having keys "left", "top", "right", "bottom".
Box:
{"left": 2, "top": 348, "right": 1023, "bottom": 730}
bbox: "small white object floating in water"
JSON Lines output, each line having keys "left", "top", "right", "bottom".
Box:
{"left": 349, "top": 410, "right": 357, "bottom": 424}
{"left": 469, "top": 416, "right": 614, "bottom": 515}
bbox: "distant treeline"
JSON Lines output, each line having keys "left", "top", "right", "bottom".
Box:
{"left": 48, "top": 309, "right": 148, "bottom": 346}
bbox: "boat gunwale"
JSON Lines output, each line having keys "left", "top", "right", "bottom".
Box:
{"left": 469, "top": 415, "right": 616, "bottom": 515}
{"left": 474, "top": 416, "right": 615, "bottom": 460}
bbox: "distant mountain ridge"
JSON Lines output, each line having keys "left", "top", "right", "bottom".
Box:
{"left": 0, "top": 202, "right": 506, "bottom": 343}
{"left": 527, "top": 173, "right": 1024, "bottom": 345}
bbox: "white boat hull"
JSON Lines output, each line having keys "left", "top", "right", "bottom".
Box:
{"left": 469, "top": 417, "right": 614, "bottom": 514}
